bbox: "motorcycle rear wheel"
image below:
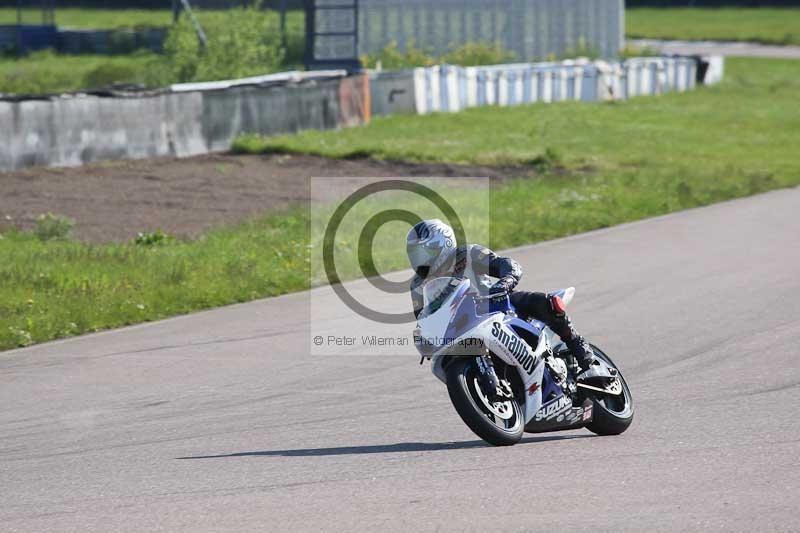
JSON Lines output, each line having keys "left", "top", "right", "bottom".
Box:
{"left": 445, "top": 356, "right": 524, "bottom": 446}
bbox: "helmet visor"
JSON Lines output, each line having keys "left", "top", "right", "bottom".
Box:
{"left": 407, "top": 242, "right": 441, "bottom": 270}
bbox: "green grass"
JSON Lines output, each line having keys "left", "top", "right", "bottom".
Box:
{"left": 236, "top": 57, "right": 800, "bottom": 245}
{"left": 627, "top": 8, "right": 800, "bottom": 46}
{"left": 0, "top": 8, "right": 171, "bottom": 28}
{"left": 0, "top": 50, "right": 160, "bottom": 94}
{"left": 0, "top": 8, "right": 303, "bottom": 30}
{"left": 0, "top": 212, "right": 308, "bottom": 350}
{"left": 2, "top": 58, "right": 799, "bottom": 351}
{"left": 0, "top": 186, "right": 490, "bottom": 351}
{"left": 235, "top": 58, "right": 799, "bottom": 170}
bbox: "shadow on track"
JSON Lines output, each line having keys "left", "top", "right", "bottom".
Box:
{"left": 176, "top": 434, "right": 595, "bottom": 459}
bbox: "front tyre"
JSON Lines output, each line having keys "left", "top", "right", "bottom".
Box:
{"left": 584, "top": 345, "right": 634, "bottom": 436}
{"left": 445, "top": 357, "right": 523, "bottom": 446}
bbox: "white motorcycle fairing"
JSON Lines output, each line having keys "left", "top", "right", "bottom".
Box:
{"left": 417, "top": 277, "right": 570, "bottom": 425}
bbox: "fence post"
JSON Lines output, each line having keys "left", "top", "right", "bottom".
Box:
{"left": 280, "top": 0, "right": 288, "bottom": 49}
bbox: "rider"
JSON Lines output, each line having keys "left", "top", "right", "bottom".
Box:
{"left": 406, "top": 219, "right": 599, "bottom": 380}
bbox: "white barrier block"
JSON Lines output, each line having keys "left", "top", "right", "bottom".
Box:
{"left": 413, "top": 68, "right": 428, "bottom": 114}
{"left": 498, "top": 72, "right": 509, "bottom": 106}
{"left": 676, "top": 61, "right": 687, "bottom": 92}
{"left": 429, "top": 66, "right": 441, "bottom": 112}
{"left": 446, "top": 67, "right": 460, "bottom": 112}
{"left": 466, "top": 68, "right": 478, "bottom": 108}
{"left": 486, "top": 72, "right": 496, "bottom": 105}
{"left": 542, "top": 71, "right": 553, "bottom": 103}
{"left": 530, "top": 69, "right": 539, "bottom": 103}
{"left": 573, "top": 68, "right": 583, "bottom": 101}
{"left": 655, "top": 60, "right": 667, "bottom": 94}
{"left": 702, "top": 56, "right": 725, "bottom": 85}
{"left": 641, "top": 62, "right": 652, "bottom": 95}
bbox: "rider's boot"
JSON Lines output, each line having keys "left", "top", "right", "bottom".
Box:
{"left": 564, "top": 335, "right": 602, "bottom": 382}
{"left": 548, "top": 294, "right": 599, "bottom": 381}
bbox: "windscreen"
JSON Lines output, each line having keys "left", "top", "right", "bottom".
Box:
{"left": 419, "top": 277, "right": 468, "bottom": 320}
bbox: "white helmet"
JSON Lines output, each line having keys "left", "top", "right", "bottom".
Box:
{"left": 406, "top": 219, "right": 456, "bottom": 276}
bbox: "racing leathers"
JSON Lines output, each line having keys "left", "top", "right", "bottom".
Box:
{"left": 410, "top": 244, "right": 594, "bottom": 369}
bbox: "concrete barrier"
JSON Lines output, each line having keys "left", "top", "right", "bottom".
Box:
{"left": 0, "top": 57, "right": 721, "bottom": 172}
{"left": 338, "top": 75, "right": 371, "bottom": 127}
{"left": 0, "top": 92, "right": 206, "bottom": 170}
{"left": 697, "top": 55, "right": 725, "bottom": 86}
{"left": 0, "top": 74, "right": 371, "bottom": 171}
{"left": 201, "top": 78, "right": 344, "bottom": 152}
{"left": 404, "top": 56, "right": 716, "bottom": 114}
{"left": 369, "top": 70, "right": 416, "bottom": 116}
{"left": 597, "top": 56, "right": 697, "bottom": 101}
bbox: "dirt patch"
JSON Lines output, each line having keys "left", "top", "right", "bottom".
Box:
{"left": 0, "top": 153, "right": 535, "bottom": 243}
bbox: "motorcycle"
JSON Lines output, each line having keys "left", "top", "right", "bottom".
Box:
{"left": 414, "top": 277, "right": 633, "bottom": 446}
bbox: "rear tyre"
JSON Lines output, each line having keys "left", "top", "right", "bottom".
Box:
{"left": 445, "top": 357, "right": 523, "bottom": 446}
{"left": 584, "top": 345, "right": 634, "bottom": 436}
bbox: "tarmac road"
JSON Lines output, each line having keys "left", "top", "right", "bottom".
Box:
{"left": 2, "top": 187, "right": 800, "bottom": 532}
{"left": 628, "top": 38, "right": 800, "bottom": 59}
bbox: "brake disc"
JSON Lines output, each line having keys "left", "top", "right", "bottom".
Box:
{"left": 472, "top": 378, "right": 514, "bottom": 420}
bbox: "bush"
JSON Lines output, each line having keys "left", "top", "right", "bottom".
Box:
{"left": 361, "top": 40, "right": 516, "bottom": 70}
{"left": 0, "top": 50, "right": 85, "bottom": 94}
{"left": 619, "top": 43, "right": 660, "bottom": 59}
{"left": 360, "top": 40, "right": 436, "bottom": 70}
{"left": 34, "top": 213, "right": 74, "bottom": 242}
{"left": 557, "top": 38, "right": 601, "bottom": 60}
{"left": 134, "top": 230, "right": 171, "bottom": 246}
{"left": 83, "top": 62, "right": 141, "bottom": 89}
{"left": 442, "top": 42, "right": 516, "bottom": 66}
{"left": 159, "top": 2, "right": 286, "bottom": 84}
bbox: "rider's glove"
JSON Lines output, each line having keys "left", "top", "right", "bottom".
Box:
{"left": 490, "top": 276, "right": 516, "bottom": 296}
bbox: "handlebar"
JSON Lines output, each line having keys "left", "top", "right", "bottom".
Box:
{"left": 472, "top": 291, "right": 509, "bottom": 302}
{"left": 474, "top": 291, "right": 514, "bottom": 314}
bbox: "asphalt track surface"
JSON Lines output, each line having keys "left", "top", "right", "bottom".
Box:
{"left": 3, "top": 187, "right": 800, "bottom": 532}
{"left": 629, "top": 38, "right": 800, "bottom": 59}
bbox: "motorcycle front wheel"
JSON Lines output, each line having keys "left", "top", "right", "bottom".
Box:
{"left": 445, "top": 356, "right": 523, "bottom": 446}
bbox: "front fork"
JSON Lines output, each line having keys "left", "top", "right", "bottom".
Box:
{"left": 476, "top": 354, "right": 513, "bottom": 401}
{"left": 476, "top": 355, "right": 498, "bottom": 392}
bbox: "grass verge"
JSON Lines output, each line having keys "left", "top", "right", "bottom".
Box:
{"left": 234, "top": 58, "right": 799, "bottom": 173}
{"left": 626, "top": 8, "right": 800, "bottom": 46}
{"left": 0, "top": 50, "right": 160, "bottom": 94}
{"left": 2, "top": 58, "right": 799, "bottom": 351}
{"left": 0, "top": 212, "right": 308, "bottom": 350}
{"left": 237, "top": 57, "right": 800, "bottom": 259}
